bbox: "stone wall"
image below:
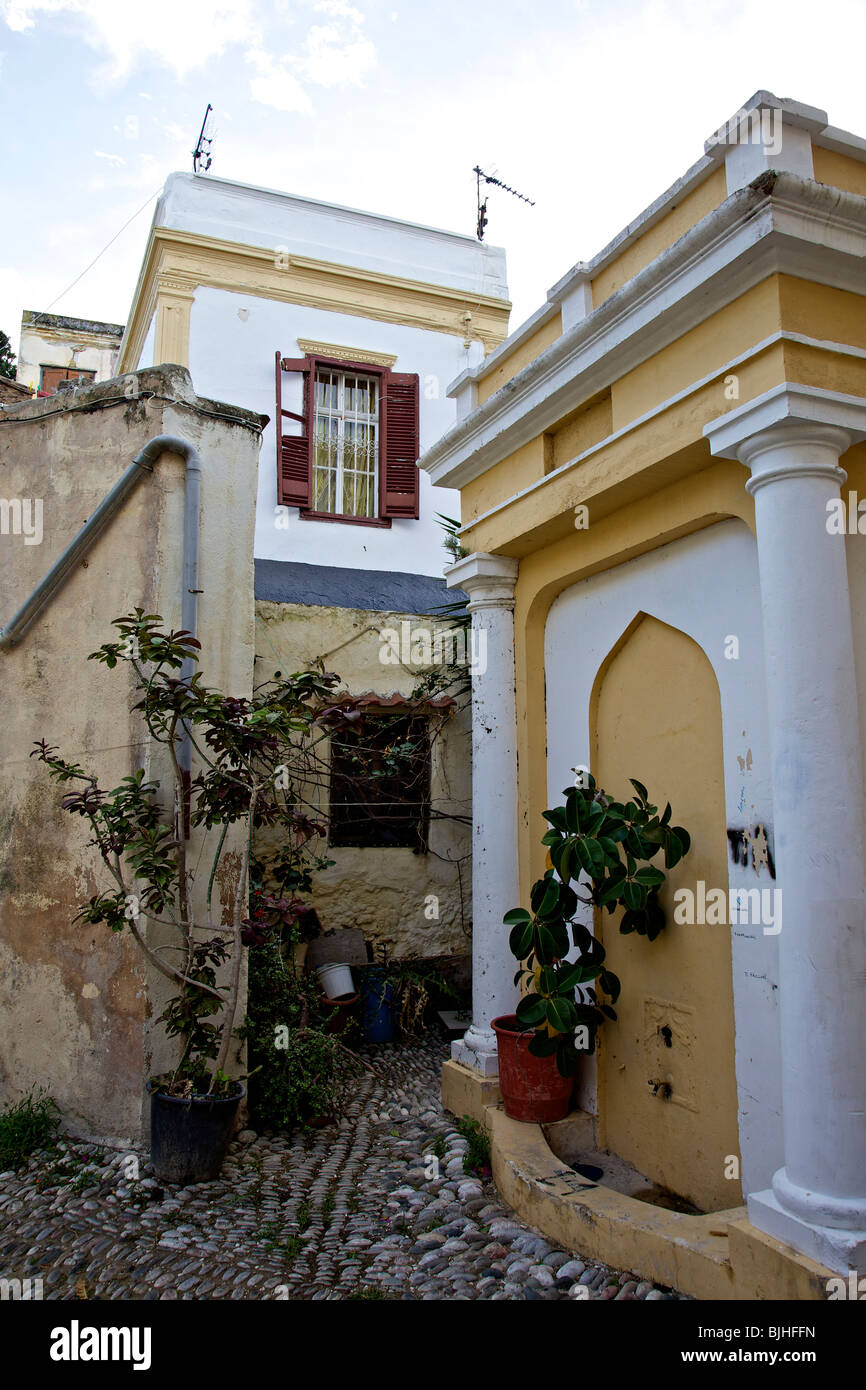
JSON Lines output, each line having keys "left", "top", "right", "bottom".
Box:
{"left": 0, "top": 366, "right": 262, "bottom": 1144}
{"left": 254, "top": 599, "right": 472, "bottom": 963}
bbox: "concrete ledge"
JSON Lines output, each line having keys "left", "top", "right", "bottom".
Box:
{"left": 727, "top": 1218, "right": 838, "bottom": 1300}
{"left": 441, "top": 1058, "right": 501, "bottom": 1124}
{"left": 487, "top": 1106, "right": 837, "bottom": 1300}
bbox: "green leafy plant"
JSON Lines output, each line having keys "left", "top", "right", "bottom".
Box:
{"left": 240, "top": 909, "right": 367, "bottom": 1130}
{"left": 0, "top": 328, "right": 15, "bottom": 380}
{"left": 0, "top": 1088, "right": 60, "bottom": 1170}
{"left": 505, "top": 775, "right": 691, "bottom": 1078}
{"left": 33, "top": 610, "right": 362, "bottom": 1098}
{"left": 456, "top": 1114, "right": 491, "bottom": 1179}
{"left": 436, "top": 512, "right": 469, "bottom": 562}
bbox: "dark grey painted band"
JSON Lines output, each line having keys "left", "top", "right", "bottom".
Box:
{"left": 254, "top": 558, "right": 467, "bottom": 615}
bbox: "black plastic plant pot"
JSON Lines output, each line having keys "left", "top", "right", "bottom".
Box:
{"left": 147, "top": 1081, "right": 246, "bottom": 1186}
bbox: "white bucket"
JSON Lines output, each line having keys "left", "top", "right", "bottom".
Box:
{"left": 316, "top": 962, "right": 355, "bottom": 1000}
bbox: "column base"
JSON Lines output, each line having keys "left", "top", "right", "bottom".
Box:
{"left": 451, "top": 1037, "right": 500, "bottom": 1076}
{"left": 749, "top": 1189, "right": 866, "bottom": 1275}
{"left": 441, "top": 1058, "right": 502, "bottom": 1125}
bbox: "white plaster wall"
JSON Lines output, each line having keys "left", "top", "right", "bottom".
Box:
{"left": 544, "top": 519, "right": 780, "bottom": 1199}
{"left": 17, "top": 328, "right": 119, "bottom": 391}
{"left": 187, "top": 286, "right": 473, "bottom": 575}
{"left": 158, "top": 173, "right": 508, "bottom": 301}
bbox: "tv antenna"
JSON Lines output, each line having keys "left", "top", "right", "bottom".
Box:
{"left": 193, "top": 103, "right": 215, "bottom": 175}
{"left": 473, "top": 165, "right": 535, "bottom": 241}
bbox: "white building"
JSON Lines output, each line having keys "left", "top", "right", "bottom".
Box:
{"left": 118, "top": 172, "right": 509, "bottom": 577}
{"left": 17, "top": 311, "right": 124, "bottom": 396}
{"left": 116, "top": 172, "right": 512, "bottom": 965}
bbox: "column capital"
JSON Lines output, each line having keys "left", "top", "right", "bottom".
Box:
{"left": 704, "top": 383, "right": 866, "bottom": 473}
{"left": 444, "top": 551, "right": 518, "bottom": 610}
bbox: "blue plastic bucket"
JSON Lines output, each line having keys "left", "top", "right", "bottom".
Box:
{"left": 361, "top": 968, "right": 396, "bottom": 1042}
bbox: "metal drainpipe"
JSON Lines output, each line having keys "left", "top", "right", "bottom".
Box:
{"left": 131, "top": 437, "right": 201, "bottom": 803}
{"left": 0, "top": 433, "right": 202, "bottom": 827}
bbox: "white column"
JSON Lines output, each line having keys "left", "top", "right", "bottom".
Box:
{"left": 706, "top": 384, "right": 866, "bottom": 1273}
{"left": 445, "top": 551, "right": 520, "bottom": 1076}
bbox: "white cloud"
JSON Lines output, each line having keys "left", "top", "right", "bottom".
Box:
{"left": 0, "top": 0, "right": 260, "bottom": 81}
{"left": 313, "top": 0, "right": 365, "bottom": 20}
{"left": 246, "top": 48, "right": 313, "bottom": 115}
{"left": 94, "top": 150, "right": 124, "bottom": 165}
{"left": 301, "top": 20, "right": 375, "bottom": 87}
{"left": 244, "top": 2, "right": 376, "bottom": 110}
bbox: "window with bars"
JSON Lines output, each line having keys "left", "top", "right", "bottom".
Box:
{"left": 275, "top": 352, "right": 420, "bottom": 524}
{"left": 328, "top": 712, "right": 430, "bottom": 850}
{"left": 312, "top": 368, "right": 378, "bottom": 519}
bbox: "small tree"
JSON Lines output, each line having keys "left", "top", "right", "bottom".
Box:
{"left": 0, "top": 330, "right": 16, "bottom": 380}
{"left": 33, "top": 610, "right": 359, "bottom": 1096}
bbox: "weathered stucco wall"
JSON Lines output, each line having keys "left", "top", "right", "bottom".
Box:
{"left": 254, "top": 600, "right": 472, "bottom": 961}
{"left": 17, "top": 312, "right": 124, "bottom": 393}
{"left": 0, "top": 366, "right": 262, "bottom": 1144}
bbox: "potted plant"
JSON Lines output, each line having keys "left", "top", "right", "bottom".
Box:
{"left": 359, "top": 947, "right": 462, "bottom": 1043}
{"left": 241, "top": 894, "right": 369, "bottom": 1129}
{"left": 497, "top": 775, "right": 690, "bottom": 1122}
{"left": 33, "top": 610, "right": 360, "bottom": 1183}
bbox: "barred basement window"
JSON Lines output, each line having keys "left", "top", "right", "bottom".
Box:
{"left": 328, "top": 712, "right": 430, "bottom": 850}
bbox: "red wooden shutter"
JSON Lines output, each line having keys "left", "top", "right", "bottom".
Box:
{"left": 380, "top": 371, "right": 420, "bottom": 519}
{"left": 275, "top": 351, "right": 312, "bottom": 508}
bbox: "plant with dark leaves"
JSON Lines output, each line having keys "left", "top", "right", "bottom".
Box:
{"left": 33, "top": 610, "right": 359, "bottom": 1096}
{"left": 504, "top": 775, "right": 690, "bottom": 1078}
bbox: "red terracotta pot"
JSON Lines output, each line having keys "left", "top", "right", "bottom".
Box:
{"left": 320, "top": 991, "right": 359, "bottom": 1036}
{"left": 492, "top": 1015, "right": 574, "bottom": 1123}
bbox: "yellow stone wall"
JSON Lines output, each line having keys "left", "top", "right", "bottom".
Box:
{"left": 254, "top": 599, "right": 472, "bottom": 962}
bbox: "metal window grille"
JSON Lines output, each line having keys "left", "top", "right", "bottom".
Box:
{"left": 312, "top": 368, "right": 378, "bottom": 518}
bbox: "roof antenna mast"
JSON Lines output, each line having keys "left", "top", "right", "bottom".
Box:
{"left": 193, "top": 103, "right": 214, "bottom": 175}
{"left": 473, "top": 165, "right": 535, "bottom": 241}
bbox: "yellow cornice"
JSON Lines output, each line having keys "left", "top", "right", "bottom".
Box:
{"left": 118, "top": 225, "right": 511, "bottom": 373}
{"left": 296, "top": 338, "right": 397, "bottom": 368}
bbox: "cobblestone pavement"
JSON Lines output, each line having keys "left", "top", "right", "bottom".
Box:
{"left": 0, "top": 1033, "right": 687, "bottom": 1301}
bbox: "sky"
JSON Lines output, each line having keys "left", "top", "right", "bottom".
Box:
{"left": 1, "top": 0, "right": 865, "bottom": 360}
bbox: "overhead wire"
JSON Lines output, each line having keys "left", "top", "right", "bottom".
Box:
{"left": 25, "top": 185, "right": 164, "bottom": 331}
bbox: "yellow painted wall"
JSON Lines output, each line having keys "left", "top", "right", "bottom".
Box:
{"left": 455, "top": 283, "right": 787, "bottom": 555}
{"left": 254, "top": 600, "right": 472, "bottom": 960}
{"left": 469, "top": 170, "right": 726, "bottom": 414}
{"left": 591, "top": 167, "right": 728, "bottom": 307}
{"left": 477, "top": 311, "right": 562, "bottom": 405}
{"left": 512, "top": 464, "right": 753, "bottom": 915}
{"left": 550, "top": 391, "right": 612, "bottom": 472}
{"left": 782, "top": 340, "right": 866, "bottom": 398}
{"left": 812, "top": 147, "right": 866, "bottom": 199}
{"left": 460, "top": 436, "right": 546, "bottom": 525}
{"left": 592, "top": 614, "right": 741, "bottom": 1212}
{"left": 778, "top": 275, "right": 866, "bottom": 349}
{"left": 611, "top": 279, "right": 782, "bottom": 429}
